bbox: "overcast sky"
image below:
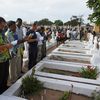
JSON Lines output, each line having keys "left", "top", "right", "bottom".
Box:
{"left": 0, "top": 0, "right": 92, "bottom": 23}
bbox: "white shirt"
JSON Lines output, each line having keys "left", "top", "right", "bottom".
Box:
{"left": 36, "top": 32, "right": 43, "bottom": 46}
{"left": 16, "top": 27, "right": 23, "bottom": 40}
{"left": 72, "top": 31, "right": 77, "bottom": 35}
{"left": 67, "top": 30, "right": 70, "bottom": 38}
{"left": 23, "top": 27, "right": 27, "bottom": 37}
{"left": 16, "top": 26, "right": 24, "bottom": 48}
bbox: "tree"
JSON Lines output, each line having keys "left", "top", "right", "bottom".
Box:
{"left": 64, "top": 21, "right": 71, "bottom": 26}
{"left": 64, "top": 15, "right": 84, "bottom": 26}
{"left": 38, "top": 18, "right": 53, "bottom": 26}
{"left": 87, "top": 0, "right": 100, "bottom": 26}
{"left": 64, "top": 20, "right": 79, "bottom": 26}
{"left": 54, "top": 20, "right": 63, "bottom": 26}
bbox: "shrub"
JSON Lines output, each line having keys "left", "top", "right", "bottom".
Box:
{"left": 22, "top": 75, "right": 43, "bottom": 95}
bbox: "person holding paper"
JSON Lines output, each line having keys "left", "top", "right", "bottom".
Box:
{"left": 16, "top": 18, "right": 24, "bottom": 75}
{"left": 26, "top": 22, "right": 38, "bottom": 70}
{"left": 0, "top": 17, "right": 13, "bottom": 94}
{"left": 5, "top": 21, "right": 32, "bottom": 84}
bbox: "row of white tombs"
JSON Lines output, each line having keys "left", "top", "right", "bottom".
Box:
{"left": 2, "top": 34, "right": 100, "bottom": 100}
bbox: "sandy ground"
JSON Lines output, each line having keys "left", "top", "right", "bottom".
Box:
{"left": 27, "top": 89, "right": 91, "bottom": 100}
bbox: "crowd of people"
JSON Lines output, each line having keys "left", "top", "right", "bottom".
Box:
{"left": 46, "top": 26, "right": 94, "bottom": 45}
{"left": 0, "top": 17, "right": 47, "bottom": 94}
{"left": 0, "top": 16, "right": 95, "bottom": 94}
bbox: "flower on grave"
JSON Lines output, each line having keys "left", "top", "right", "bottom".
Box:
{"left": 87, "top": 65, "right": 97, "bottom": 72}
{"left": 79, "top": 65, "right": 99, "bottom": 79}
{"left": 87, "top": 65, "right": 92, "bottom": 69}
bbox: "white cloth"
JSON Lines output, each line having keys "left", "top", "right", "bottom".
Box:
{"left": 23, "top": 27, "right": 27, "bottom": 37}
{"left": 36, "top": 32, "right": 43, "bottom": 46}
{"left": 91, "top": 51, "right": 100, "bottom": 67}
{"left": 85, "top": 34, "right": 94, "bottom": 49}
{"left": 22, "top": 27, "right": 29, "bottom": 51}
{"left": 66, "top": 30, "right": 70, "bottom": 38}
{"left": 91, "top": 41, "right": 100, "bottom": 67}
{"left": 11, "top": 40, "right": 18, "bottom": 46}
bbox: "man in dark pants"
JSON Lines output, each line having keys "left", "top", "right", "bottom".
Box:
{"left": 26, "top": 23, "right": 38, "bottom": 70}
{"left": 0, "top": 17, "right": 13, "bottom": 94}
{"left": 40, "top": 27, "right": 46, "bottom": 59}
{"left": 0, "top": 18, "right": 32, "bottom": 94}
{"left": 80, "top": 28, "right": 84, "bottom": 40}
{"left": 0, "top": 61, "right": 9, "bottom": 94}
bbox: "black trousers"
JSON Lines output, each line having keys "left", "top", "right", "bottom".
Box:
{"left": 0, "top": 60, "right": 9, "bottom": 94}
{"left": 28, "top": 46, "right": 38, "bottom": 70}
{"left": 41, "top": 42, "right": 46, "bottom": 59}
{"left": 80, "top": 33, "right": 84, "bottom": 40}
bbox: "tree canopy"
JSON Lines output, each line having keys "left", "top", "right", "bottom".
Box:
{"left": 64, "top": 16, "right": 83, "bottom": 26}
{"left": 87, "top": 0, "right": 100, "bottom": 25}
{"left": 37, "top": 18, "right": 53, "bottom": 26}
{"left": 54, "top": 20, "right": 63, "bottom": 26}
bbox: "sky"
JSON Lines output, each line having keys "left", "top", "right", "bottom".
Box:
{"left": 0, "top": 0, "right": 92, "bottom": 23}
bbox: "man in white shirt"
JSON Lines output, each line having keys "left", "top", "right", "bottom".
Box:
{"left": 66, "top": 29, "right": 71, "bottom": 39}
{"left": 16, "top": 18, "right": 24, "bottom": 76}
{"left": 36, "top": 27, "right": 44, "bottom": 62}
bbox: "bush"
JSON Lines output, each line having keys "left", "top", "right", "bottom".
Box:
{"left": 22, "top": 75, "right": 43, "bottom": 95}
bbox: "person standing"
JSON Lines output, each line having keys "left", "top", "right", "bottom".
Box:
{"left": 66, "top": 28, "right": 71, "bottom": 40}
{"left": 16, "top": 18, "right": 24, "bottom": 75}
{"left": 72, "top": 28, "right": 78, "bottom": 40}
{"left": 36, "top": 27, "right": 43, "bottom": 62}
{"left": 80, "top": 28, "right": 84, "bottom": 40}
{"left": 26, "top": 23, "right": 38, "bottom": 70}
{"left": 5, "top": 21, "right": 19, "bottom": 84}
{"left": 40, "top": 27, "right": 46, "bottom": 59}
{"left": 0, "top": 17, "right": 13, "bottom": 94}
{"left": 5, "top": 21, "right": 30, "bottom": 84}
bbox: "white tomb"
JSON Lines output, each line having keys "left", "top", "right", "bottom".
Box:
{"left": 53, "top": 48, "right": 92, "bottom": 57}
{"left": 90, "top": 36, "right": 98, "bottom": 55}
{"left": 85, "top": 34, "right": 94, "bottom": 49}
{"left": 46, "top": 53, "right": 91, "bottom": 65}
{"left": 35, "top": 61, "right": 100, "bottom": 97}
{"left": 91, "top": 42, "right": 100, "bottom": 68}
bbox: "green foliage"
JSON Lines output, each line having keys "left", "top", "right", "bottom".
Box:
{"left": 64, "top": 19, "right": 80, "bottom": 26}
{"left": 22, "top": 75, "right": 43, "bottom": 95}
{"left": 64, "top": 15, "right": 83, "bottom": 26}
{"left": 79, "top": 66, "right": 99, "bottom": 79}
{"left": 87, "top": 0, "right": 100, "bottom": 25}
{"left": 92, "top": 89, "right": 100, "bottom": 100}
{"left": 54, "top": 20, "right": 63, "bottom": 26}
{"left": 59, "top": 92, "right": 70, "bottom": 100}
{"left": 37, "top": 18, "right": 53, "bottom": 26}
